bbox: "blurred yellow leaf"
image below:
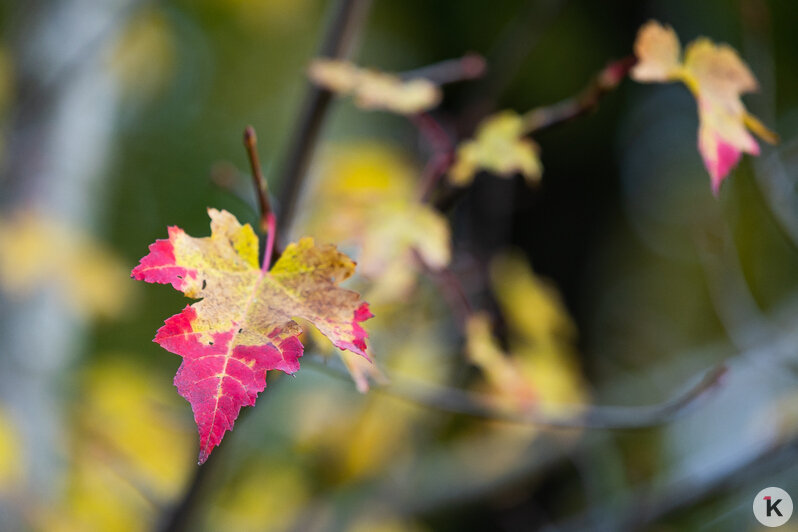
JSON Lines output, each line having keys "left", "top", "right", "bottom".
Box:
{"left": 491, "top": 253, "right": 576, "bottom": 348}
{"left": 631, "top": 20, "right": 777, "bottom": 193}
{"left": 40, "top": 454, "right": 150, "bottom": 532}
{"left": 299, "top": 142, "right": 451, "bottom": 305}
{"left": 309, "top": 59, "right": 441, "bottom": 115}
{"left": 0, "top": 408, "right": 23, "bottom": 492}
{"left": 466, "top": 314, "right": 538, "bottom": 408}
{"left": 465, "top": 254, "right": 587, "bottom": 415}
{"left": 0, "top": 210, "right": 133, "bottom": 318}
{"left": 293, "top": 329, "right": 448, "bottom": 482}
{"left": 449, "top": 111, "right": 542, "bottom": 186}
{"left": 348, "top": 511, "right": 428, "bottom": 532}
{"left": 207, "top": 461, "right": 310, "bottom": 532}
{"left": 78, "top": 359, "right": 193, "bottom": 498}
{"left": 38, "top": 359, "right": 193, "bottom": 532}
{"left": 108, "top": 7, "right": 175, "bottom": 100}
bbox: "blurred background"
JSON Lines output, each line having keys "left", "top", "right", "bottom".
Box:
{"left": 1, "top": 0, "right": 798, "bottom": 530}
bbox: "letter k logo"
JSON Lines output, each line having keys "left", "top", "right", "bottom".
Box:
{"left": 765, "top": 496, "right": 784, "bottom": 517}
{"left": 754, "top": 487, "right": 792, "bottom": 526}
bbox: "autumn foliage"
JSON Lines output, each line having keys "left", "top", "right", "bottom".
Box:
{"left": 132, "top": 209, "right": 372, "bottom": 463}
{"left": 2, "top": 0, "right": 795, "bottom": 528}
{"left": 126, "top": 18, "right": 778, "bottom": 467}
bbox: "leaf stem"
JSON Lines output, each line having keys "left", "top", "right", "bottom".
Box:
{"left": 262, "top": 212, "right": 276, "bottom": 273}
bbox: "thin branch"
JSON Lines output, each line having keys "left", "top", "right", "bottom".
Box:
{"left": 306, "top": 355, "right": 728, "bottom": 430}
{"left": 430, "top": 266, "right": 474, "bottom": 328}
{"left": 243, "top": 126, "right": 281, "bottom": 269}
{"left": 429, "top": 57, "right": 634, "bottom": 211}
{"left": 399, "top": 53, "right": 486, "bottom": 85}
{"left": 276, "top": 0, "right": 372, "bottom": 236}
{"left": 243, "top": 126, "right": 274, "bottom": 236}
{"left": 521, "top": 56, "right": 635, "bottom": 133}
{"left": 412, "top": 113, "right": 455, "bottom": 202}
{"left": 387, "top": 365, "right": 727, "bottom": 430}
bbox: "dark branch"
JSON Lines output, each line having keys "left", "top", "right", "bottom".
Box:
{"left": 521, "top": 56, "right": 635, "bottom": 133}
{"left": 276, "top": 0, "right": 372, "bottom": 236}
{"left": 307, "top": 356, "right": 728, "bottom": 430}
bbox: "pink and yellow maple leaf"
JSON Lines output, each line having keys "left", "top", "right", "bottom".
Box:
{"left": 132, "top": 208, "right": 372, "bottom": 463}
{"left": 631, "top": 20, "right": 777, "bottom": 193}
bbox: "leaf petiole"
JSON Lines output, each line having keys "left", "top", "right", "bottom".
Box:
{"left": 262, "top": 211, "right": 276, "bottom": 273}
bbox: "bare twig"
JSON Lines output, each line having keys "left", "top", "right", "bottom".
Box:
{"left": 306, "top": 355, "right": 728, "bottom": 430}
{"left": 412, "top": 113, "right": 455, "bottom": 202}
{"left": 430, "top": 266, "right": 474, "bottom": 328}
{"left": 243, "top": 126, "right": 274, "bottom": 236}
{"left": 428, "top": 57, "right": 634, "bottom": 210}
{"left": 276, "top": 0, "right": 372, "bottom": 236}
{"left": 399, "top": 53, "right": 486, "bottom": 85}
{"left": 243, "top": 126, "right": 280, "bottom": 269}
{"left": 521, "top": 56, "right": 635, "bottom": 133}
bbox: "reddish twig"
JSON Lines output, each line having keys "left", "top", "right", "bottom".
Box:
{"left": 243, "top": 127, "right": 274, "bottom": 233}
{"left": 412, "top": 113, "right": 455, "bottom": 202}
{"left": 521, "top": 56, "right": 635, "bottom": 133}
{"left": 244, "top": 126, "right": 281, "bottom": 270}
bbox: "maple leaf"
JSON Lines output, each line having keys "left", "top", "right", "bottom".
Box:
{"left": 132, "top": 208, "right": 372, "bottom": 463}
{"left": 308, "top": 59, "right": 441, "bottom": 115}
{"left": 449, "top": 110, "right": 543, "bottom": 186}
{"left": 631, "top": 20, "right": 778, "bottom": 193}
